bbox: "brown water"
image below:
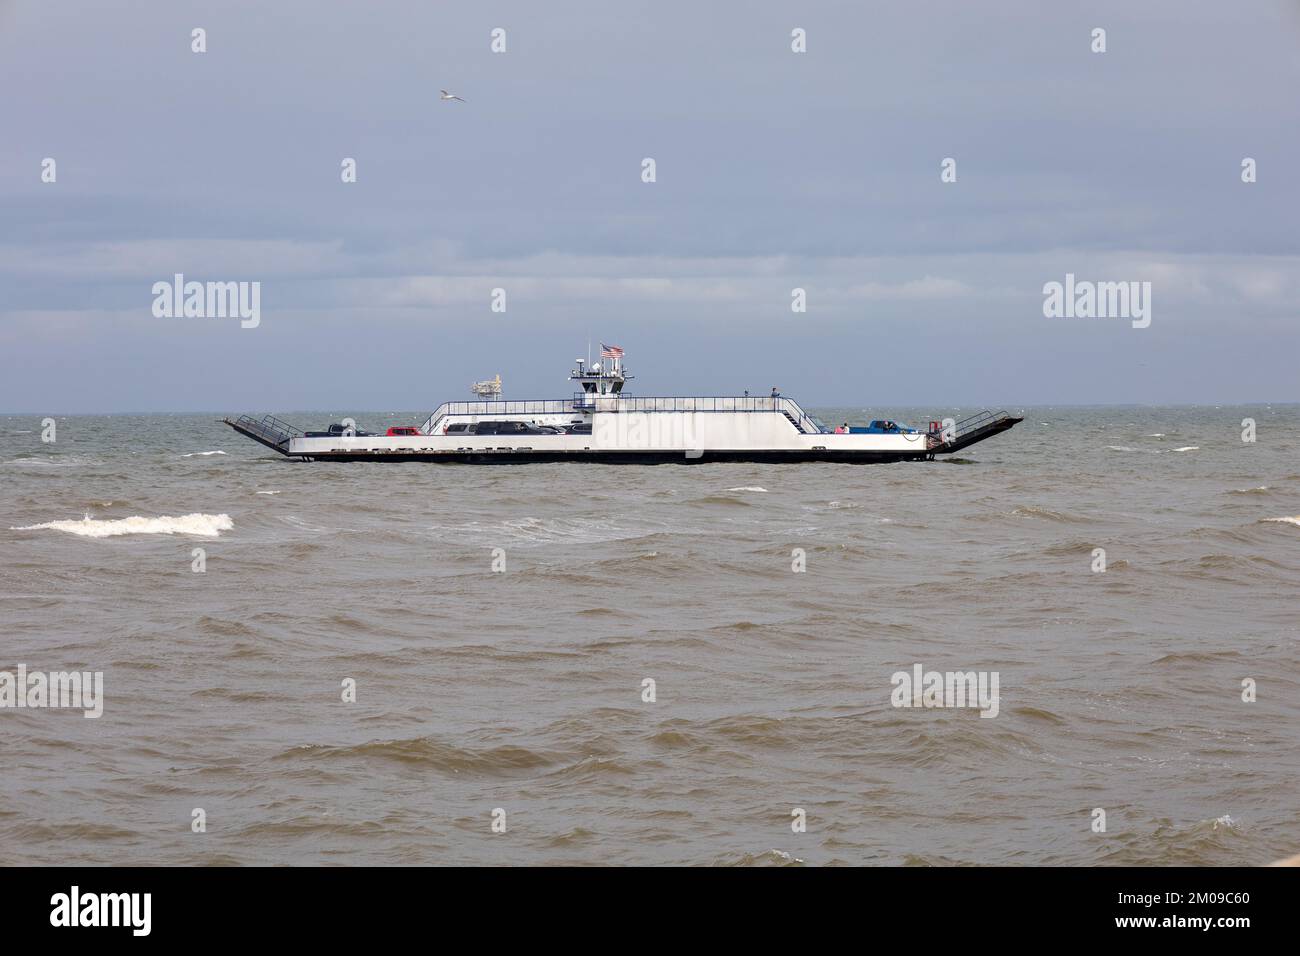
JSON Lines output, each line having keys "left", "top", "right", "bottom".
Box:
{"left": 1, "top": 406, "right": 1297, "bottom": 865}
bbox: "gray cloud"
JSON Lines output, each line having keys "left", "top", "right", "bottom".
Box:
{"left": 1, "top": 0, "right": 1297, "bottom": 410}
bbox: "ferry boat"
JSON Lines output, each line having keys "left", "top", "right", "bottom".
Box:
{"left": 224, "top": 346, "right": 1022, "bottom": 463}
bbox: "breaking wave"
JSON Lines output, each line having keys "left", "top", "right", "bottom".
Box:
{"left": 12, "top": 513, "right": 234, "bottom": 538}
{"left": 1011, "top": 505, "right": 1084, "bottom": 523}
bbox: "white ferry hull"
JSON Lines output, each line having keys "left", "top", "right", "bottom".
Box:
{"left": 225, "top": 407, "right": 1022, "bottom": 464}
{"left": 225, "top": 351, "right": 1021, "bottom": 463}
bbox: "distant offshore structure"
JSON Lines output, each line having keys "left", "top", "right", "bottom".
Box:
{"left": 470, "top": 374, "right": 502, "bottom": 399}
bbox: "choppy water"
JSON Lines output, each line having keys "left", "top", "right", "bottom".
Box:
{"left": 1, "top": 405, "right": 1297, "bottom": 866}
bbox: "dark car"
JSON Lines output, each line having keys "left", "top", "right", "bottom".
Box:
{"left": 304, "top": 422, "right": 375, "bottom": 437}
{"left": 564, "top": 423, "right": 592, "bottom": 434}
{"left": 467, "top": 421, "right": 551, "bottom": 436}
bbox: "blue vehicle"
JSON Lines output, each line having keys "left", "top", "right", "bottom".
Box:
{"left": 848, "top": 420, "right": 919, "bottom": 435}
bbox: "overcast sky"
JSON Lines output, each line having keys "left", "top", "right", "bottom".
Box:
{"left": 2, "top": 0, "right": 1298, "bottom": 411}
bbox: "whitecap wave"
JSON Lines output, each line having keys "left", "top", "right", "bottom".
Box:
{"left": 1173, "top": 446, "right": 1199, "bottom": 452}
{"left": 1263, "top": 516, "right": 1300, "bottom": 527}
{"left": 5, "top": 456, "right": 86, "bottom": 467}
{"left": 181, "top": 450, "right": 227, "bottom": 458}
{"left": 426, "top": 514, "right": 666, "bottom": 548}
{"left": 727, "top": 486, "right": 768, "bottom": 493}
{"left": 12, "top": 513, "right": 234, "bottom": 538}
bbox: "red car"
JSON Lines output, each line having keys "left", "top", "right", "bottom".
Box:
{"left": 386, "top": 426, "right": 421, "bottom": 437}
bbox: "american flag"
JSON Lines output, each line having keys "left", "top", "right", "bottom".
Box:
{"left": 600, "top": 343, "right": 624, "bottom": 360}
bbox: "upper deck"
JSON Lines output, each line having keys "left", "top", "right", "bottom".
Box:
{"left": 421, "top": 394, "right": 829, "bottom": 435}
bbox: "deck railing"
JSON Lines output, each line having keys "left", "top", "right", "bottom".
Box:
{"left": 420, "top": 395, "right": 826, "bottom": 434}
{"left": 948, "top": 409, "right": 1014, "bottom": 440}
{"left": 231, "top": 414, "right": 302, "bottom": 448}
{"left": 421, "top": 400, "right": 573, "bottom": 433}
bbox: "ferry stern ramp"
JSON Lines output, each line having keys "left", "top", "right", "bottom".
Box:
{"left": 222, "top": 414, "right": 301, "bottom": 457}
{"left": 926, "top": 410, "right": 1024, "bottom": 457}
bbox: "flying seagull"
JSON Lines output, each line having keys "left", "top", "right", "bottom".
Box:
{"left": 439, "top": 89, "right": 466, "bottom": 103}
